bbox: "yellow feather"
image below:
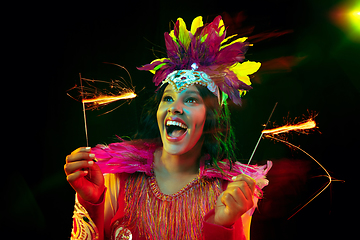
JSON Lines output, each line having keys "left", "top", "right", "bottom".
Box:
{"left": 239, "top": 90, "right": 247, "bottom": 97}
{"left": 177, "top": 18, "right": 191, "bottom": 49}
{"left": 221, "top": 34, "right": 238, "bottom": 44}
{"left": 220, "top": 37, "right": 248, "bottom": 50}
{"left": 229, "top": 61, "right": 261, "bottom": 85}
{"left": 230, "top": 61, "right": 261, "bottom": 76}
{"left": 237, "top": 76, "right": 252, "bottom": 86}
{"left": 190, "top": 16, "right": 203, "bottom": 35}
{"left": 219, "top": 19, "right": 225, "bottom": 36}
{"left": 169, "top": 30, "right": 176, "bottom": 42}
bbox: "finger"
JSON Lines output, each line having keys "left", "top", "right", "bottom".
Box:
{"left": 64, "top": 160, "right": 94, "bottom": 175}
{"left": 227, "top": 180, "right": 254, "bottom": 201}
{"left": 66, "top": 169, "right": 88, "bottom": 183}
{"left": 86, "top": 160, "right": 101, "bottom": 175}
{"left": 71, "top": 147, "right": 91, "bottom": 155}
{"left": 225, "top": 186, "right": 245, "bottom": 206}
{"left": 231, "top": 174, "right": 256, "bottom": 193}
{"left": 221, "top": 191, "right": 241, "bottom": 214}
{"left": 225, "top": 182, "right": 254, "bottom": 206}
{"left": 66, "top": 152, "right": 95, "bottom": 163}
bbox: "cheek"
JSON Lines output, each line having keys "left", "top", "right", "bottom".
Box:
{"left": 194, "top": 106, "right": 207, "bottom": 130}
{"left": 156, "top": 104, "right": 165, "bottom": 130}
{"left": 156, "top": 106, "right": 162, "bottom": 131}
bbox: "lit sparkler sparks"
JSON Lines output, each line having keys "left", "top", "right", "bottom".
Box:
{"left": 262, "top": 118, "right": 317, "bottom": 136}
{"left": 79, "top": 76, "right": 136, "bottom": 112}
{"left": 68, "top": 72, "right": 137, "bottom": 114}
{"left": 82, "top": 92, "right": 137, "bottom": 105}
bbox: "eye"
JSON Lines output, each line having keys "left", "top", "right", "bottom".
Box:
{"left": 185, "top": 97, "right": 198, "bottom": 104}
{"left": 162, "top": 96, "right": 173, "bottom": 102}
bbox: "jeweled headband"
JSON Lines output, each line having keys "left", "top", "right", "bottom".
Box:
{"left": 162, "top": 63, "right": 221, "bottom": 101}
{"left": 138, "top": 16, "right": 261, "bottom": 105}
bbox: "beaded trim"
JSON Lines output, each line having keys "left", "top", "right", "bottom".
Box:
{"left": 148, "top": 175, "right": 201, "bottom": 201}
{"left": 118, "top": 173, "right": 222, "bottom": 240}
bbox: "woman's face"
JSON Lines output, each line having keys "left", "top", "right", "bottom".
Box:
{"left": 157, "top": 84, "right": 206, "bottom": 155}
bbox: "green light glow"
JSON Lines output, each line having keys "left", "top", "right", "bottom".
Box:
{"left": 348, "top": 8, "right": 360, "bottom": 32}
{"left": 330, "top": 1, "right": 360, "bottom": 41}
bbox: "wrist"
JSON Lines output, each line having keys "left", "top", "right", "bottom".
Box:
{"left": 206, "top": 214, "right": 234, "bottom": 229}
{"left": 79, "top": 186, "right": 106, "bottom": 204}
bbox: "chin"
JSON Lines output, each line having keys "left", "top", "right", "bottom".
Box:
{"left": 163, "top": 144, "right": 187, "bottom": 155}
{"left": 161, "top": 136, "right": 192, "bottom": 156}
{"left": 161, "top": 132, "right": 203, "bottom": 156}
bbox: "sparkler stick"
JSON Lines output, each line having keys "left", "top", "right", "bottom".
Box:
{"left": 80, "top": 73, "right": 89, "bottom": 147}
{"left": 247, "top": 102, "right": 278, "bottom": 165}
{"left": 79, "top": 73, "right": 91, "bottom": 178}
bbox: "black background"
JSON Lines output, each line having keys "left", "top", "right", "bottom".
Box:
{"left": 7, "top": 0, "right": 357, "bottom": 239}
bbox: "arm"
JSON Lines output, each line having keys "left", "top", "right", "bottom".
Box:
{"left": 65, "top": 147, "right": 106, "bottom": 240}
{"left": 70, "top": 173, "right": 124, "bottom": 240}
{"left": 203, "top": 175, "right": 255, "bottom": 240}
{"left": 71, "top": 190, "right": 106, "bottom": 240}
{"left": 203, "top": 209, "right": 246, "bottom": 240}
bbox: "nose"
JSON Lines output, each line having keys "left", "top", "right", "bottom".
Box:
{"left": 167, "top": 100, "right": 183, "bottom": 114}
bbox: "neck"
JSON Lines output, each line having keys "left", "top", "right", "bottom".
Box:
{"left": 154, "top": 143, "right": 203, "bottom": 178}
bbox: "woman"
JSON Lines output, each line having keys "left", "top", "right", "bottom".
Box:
{"left": 64, "top": 16, "right": 271, "bottom": 240}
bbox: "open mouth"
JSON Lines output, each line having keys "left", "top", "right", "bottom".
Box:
{"left": 166, "top": 120, "right": 188, "bottom": 138}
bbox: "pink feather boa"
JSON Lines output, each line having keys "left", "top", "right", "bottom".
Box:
{"left": 91, "top": 140, "right": 272, "bottom": 199}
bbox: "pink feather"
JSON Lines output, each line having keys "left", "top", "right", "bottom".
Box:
{"left": 91, "top": 140, "right": 271, "bottom": 202}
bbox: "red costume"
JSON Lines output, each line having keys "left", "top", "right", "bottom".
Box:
{"left": 71, "top": 141, "right": 271, "bottom": 239}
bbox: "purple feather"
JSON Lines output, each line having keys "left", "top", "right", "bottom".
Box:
{"left": 153, "top": 66, "right": 174, "bottom": 86}
{"left": 164, "top": 33, "right": 179, "bottom": 62}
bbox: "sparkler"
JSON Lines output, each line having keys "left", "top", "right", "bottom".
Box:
{"left": 77, "top": 78, "right": 137, "bottom": 114}
{"left": 259, "top": 113, "right": 342, "bottom": 219}
{"left": 260, "top": 116, "right": 327, "bottom": 219}
{"left": 247, "top": 108, "right": 342, "bottom": 218}
{"left": 67, "top": 64, "right": 137, "bottom": 146}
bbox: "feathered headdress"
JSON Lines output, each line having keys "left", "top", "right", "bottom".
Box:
{"left": 137, "top": 16, "right": 261, "bottom": 105}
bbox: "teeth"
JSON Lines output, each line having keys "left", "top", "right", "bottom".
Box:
{"left": 166, "top": 120, "right": 187, "bottom": 129}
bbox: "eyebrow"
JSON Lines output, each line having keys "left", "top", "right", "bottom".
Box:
{"left": 164, "top": 90, "right": 200, "bottom": 95}
{"left": 184, "top": 90, "right": 200, "bottom": 95}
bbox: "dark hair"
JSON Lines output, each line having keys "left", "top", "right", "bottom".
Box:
{"left": 134, "top": 83, "right": 237, "bottom": 170}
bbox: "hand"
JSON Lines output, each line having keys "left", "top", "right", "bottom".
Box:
{"left": 214, "top": 174, "right": 255, "bottom": 227}
{"left": 64, "top": 147, "right": 105, "bottom": 204}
